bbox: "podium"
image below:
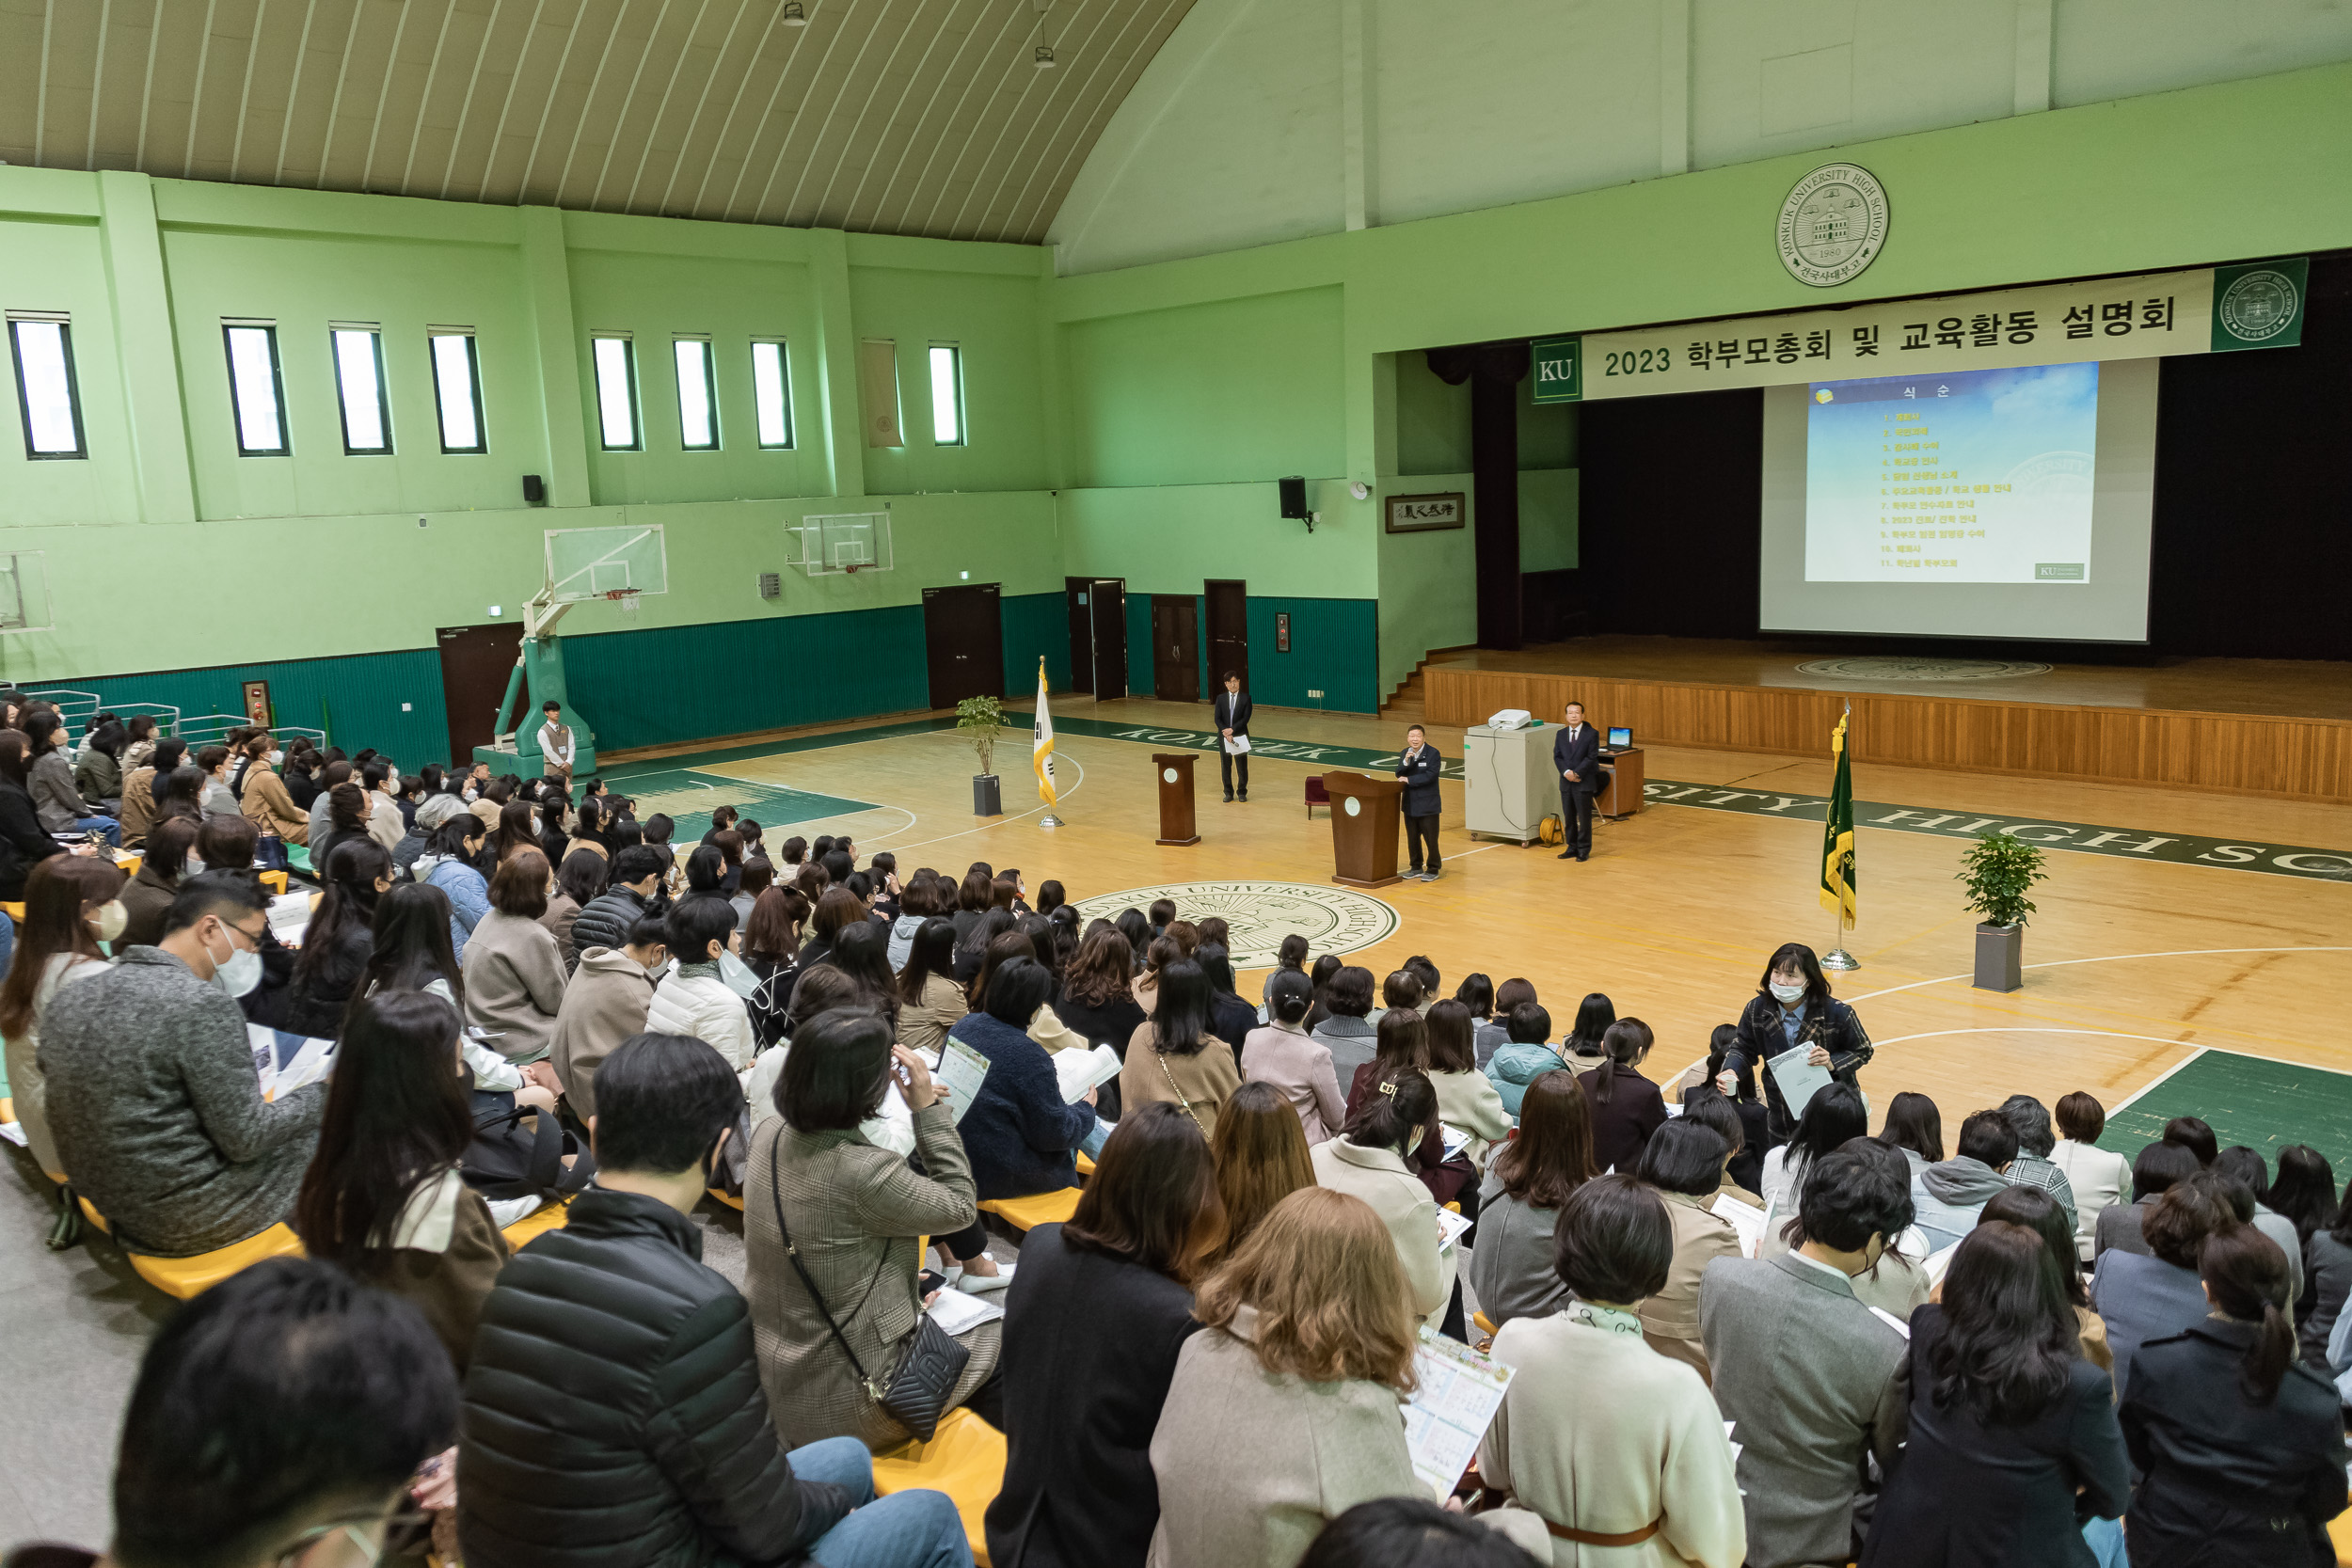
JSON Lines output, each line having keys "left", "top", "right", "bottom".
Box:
{"left": 1153, "top": 753, "right": 1200, "bottom": 846}
{"left": 1323, "top": 771, "right": 1405, "bottom": 889}
{"left": 1595, "top": 747, "right": 1645, "bottom": 820}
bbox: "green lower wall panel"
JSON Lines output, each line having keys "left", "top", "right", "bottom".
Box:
{"left": 1001, "top": 592, "right": 1072, "bottom": 695}
{"left": 2097, "top": 1050, "right": 2352, "bottom": 1180}
{"left": 26, "top": 649, "right": 452, "bottom": 767}
{"left": 1120, "top": 594, "right": 1377, "bottom": 712}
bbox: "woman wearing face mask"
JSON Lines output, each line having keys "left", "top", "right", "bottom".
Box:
{"left": 0, "top": 855, "right": 128, "bottom": 1183}
{"left": 116, "top": 816, "right": 199, "bottom": 950}
{"left": 645, "top": 895, "right": 755, "bottom": 1072}
{"left": 22, "top": 707, "right": 119, "bottom": 847}
{"left": 282, "top": 841, "right": 396, "bottom": 1039}
{"left": 236, "top": 735, "right": 309, "bottom": 845}
{"left": 1720, "top": 942, "right": 1874, "bottom": 1143}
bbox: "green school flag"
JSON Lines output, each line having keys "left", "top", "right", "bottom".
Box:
{"left": 1820, "top": 709, "right": 1856, "bottom": 927}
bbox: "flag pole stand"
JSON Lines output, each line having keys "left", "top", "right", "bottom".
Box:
{"left": 1822, "top": 921, "right": 1861, "bottom": 972}
{"left": 1039, "top": 813, "right": 1063, "bottom": 829}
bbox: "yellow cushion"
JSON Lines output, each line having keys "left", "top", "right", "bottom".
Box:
{"left": 873, "top": 1407, "right": 1005, "bottom": 1566}
{"left": 77, "top": 1196, "right": 110, "bottom": 1234}
{"left": 2328, "top": 1503, "right": 2352, "bottom": 1567}
{"left": 501, "top": 1196, "right": 573, "bottom": 1248}
{"left": 707, "top": 1186, "right": 745, "bottom": 1212}
{"left": 1472, "top": 1310, "right": 1498, "bottom": 1337}
{"left": 126, "top": 1224, "right": 305, "bottom": 1300}
{"left": 1073, "top": 1151, "right": 1096, "bottom": 1179}
{"left": 259, "top": 869, "right": 289, "bottom": 896}
{"left": 976, "top": 1187, "right": 1081, "bottom": 1233}
{"left": 0, "top": 903, "right": 21, "bottom": 923}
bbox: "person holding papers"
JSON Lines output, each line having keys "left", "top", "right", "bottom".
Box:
{"left": 953, "top": 958, "right": 1099, "bottom": 1201}
{"left": 1756, "top": 1085, "right": 1867, "bottom": 1253}
{"left": 1311, "top": 1068, "right": 1456, "bottom": 1334}
{"left": 744, "top": 1006, "right": 1004, "bottom": 1451}
{"left": 1468, "top": 1070, "right": 1597, "bottom": 1328}
{"left": 1214, "top": 671, "right": 1252, "bottom": 803}
{"left": 1479, "top": 1175, "right": 1747, "bottom": 1568}
{"left": 1719, "top": 943, "right": 1874, "bottom": 1143}
{"left": 1633, "top": 1121, "right": 1748, "bottom": 1382}
{"left": 1422, "top": 1000, "right": 1509, "bottom": 1170}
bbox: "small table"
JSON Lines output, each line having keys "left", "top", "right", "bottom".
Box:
{"left": 1594, "top": 748, "right": 1645, "bottom": 820}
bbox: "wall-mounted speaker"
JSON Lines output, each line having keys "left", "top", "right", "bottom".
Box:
{"left": 521, "top": 474, "right": 546, "bottom": 504}
{"left": 1278, "top": 475, "right": 1308, "bottom": 519}
{"left": 758, "top": 572, "right": 781, "bottom": 600}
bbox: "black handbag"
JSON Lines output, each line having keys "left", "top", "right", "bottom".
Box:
{"left": 463, "top": 1100, "right": 596, "bottom": 1203}
{"left": 768, "top": 1134, "right": 969, "bottom": 1440}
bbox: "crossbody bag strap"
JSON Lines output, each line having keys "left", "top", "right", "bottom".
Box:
{"left": 1156, "top": 1048, "right": 1207, "bottom": 1138}
{"left": 767, "top": 1130, "right": 891, "bottom": 1400}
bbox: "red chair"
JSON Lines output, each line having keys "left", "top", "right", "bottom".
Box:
{"left": 1305, "top": 776, "right": 1329, "bottom": 817}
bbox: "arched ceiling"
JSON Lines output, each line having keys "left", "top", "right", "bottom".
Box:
{"left": 0, "top": 0, "right": 1193, "bottom": 243}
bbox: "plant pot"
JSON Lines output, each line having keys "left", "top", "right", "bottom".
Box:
{"left": 972, "top": 774, "right": 1003, "bottom": 817}
{"left": 1973, "top": 922, "right": 2023, "bottom": 993}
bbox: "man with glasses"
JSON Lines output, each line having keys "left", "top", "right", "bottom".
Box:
{"left": 43, "top": 872, "right": 326, "bottom": 1258}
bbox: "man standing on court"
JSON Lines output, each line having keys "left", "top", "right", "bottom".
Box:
{"left": 1215, "top": 671, "right": 1252, "bottom": 803}
{"left": 1553, "top": 701, "right": 1599, "bottom": 862}
{"left": 538, "top": 699, "right": 576, "bottom": 789}
{"left": 1394, "top": 724, "right": 1443, "bottom": 881}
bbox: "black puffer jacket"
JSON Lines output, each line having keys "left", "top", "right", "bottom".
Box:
{"left": 570, "top": 886, "right": 649, "bottom": 962}
{"left": 459, "top": 1189, "right": 850, "bottom": 1568}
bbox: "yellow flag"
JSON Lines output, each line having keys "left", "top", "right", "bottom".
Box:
{"left": 1032, "top": 657, "right": 1058, "bottom": 806}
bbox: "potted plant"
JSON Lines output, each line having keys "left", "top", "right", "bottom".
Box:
{"left": 1956, "top": 830, "right": 2048, "bottom": 992}
{"left": 957, "top": 695, "right": 1006, "bottom": 817}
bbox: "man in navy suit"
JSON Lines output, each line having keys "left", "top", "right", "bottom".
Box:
{"left": 1393, "top": 724, "right": 1444, "bottom": 880}
{"left": 1214, "top": 671, "right": 1253, "bottom": 802}
{"left": 1552, "top": 701, "right": 1601, "bottom": 861}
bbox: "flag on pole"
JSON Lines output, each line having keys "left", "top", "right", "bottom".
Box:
{"left": 1032, "top": 657, "right": 1059, "bottom": 806}
{"left": 1820, "top": 706, "right": 1856, "bottom": 927}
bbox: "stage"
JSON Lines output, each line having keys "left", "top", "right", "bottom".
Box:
{"left": 1420, "top": 637, "right": 2352, "bottom": 804}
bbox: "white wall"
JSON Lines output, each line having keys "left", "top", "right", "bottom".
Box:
{"left": 1049, "top": 0, "right": 2352, "bottom": 276}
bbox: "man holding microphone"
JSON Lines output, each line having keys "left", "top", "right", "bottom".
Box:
{"left": 1394, "top": 723, "right": 1443, "bottom": 881}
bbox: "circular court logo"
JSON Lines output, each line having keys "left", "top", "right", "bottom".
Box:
{"left": 1777, "top": 163, "right": 1889, "bottom": 287}
{"left": 1795, "top": 657, "right": 2052, "bottom": 682}
{"left": 2218, "top": 269, "right": 2298, "bottom": 342}
{"left": 1071, "top": 880, "right": 1399, "bottom": 970}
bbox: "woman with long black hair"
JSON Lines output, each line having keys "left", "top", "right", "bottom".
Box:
{"left": 355, "top": 881, "right": 552, "bottom": 1116}
{"left": 1860, "top": 1221, "right": 2128, "bottom": 1566}
{"left": 1577, "top": 1017, "right": 1668, "bottom": 1176}
{"left": 281, "top": 840, "right": 394, "bottom": 1038}
{"left": 1760, "top": 1081, "right": 1869, "bottom": 1242}
{"left": 1119, "top": 958, "right": 1241, "bottom": 1141}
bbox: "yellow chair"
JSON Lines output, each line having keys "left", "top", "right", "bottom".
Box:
{"left": 76, "top": 1195, "right": 110, "bottom": 1234}
{"left": 0, "top": 902, "right": 20, "bottom": 923}
{"left": 707, "top": 1186, "right": 744, "bottom": 1212}
{"left": 1472, "top": 1310, "right": 1498, "bottom": 1337}
{"left": 2328, "top": 1504, "right": 2352, "bottom": 1567}
{"left": 259, "top": 869, "right": 289, "bottom": 896}
{"left": 125, "top": 1224, "right": 305, "bottom": 1300}
{"left": 0, "top": 1095, "right": 12, "bottom": 1123}
{"left": 116, "top": 852, "right": 142, "bottom": 879}
{"left": 501, "top": 1197, "right": 573, "bottom": 1249}
{"left": 1073, "top": 1151, "right": 1096, "bottom": 1179}
{"left": 976, "top": 1186, "right": 1080, "bottom": 1234}
{"left": 872, "top": 1407, "right": 1005, "bottom": 1566}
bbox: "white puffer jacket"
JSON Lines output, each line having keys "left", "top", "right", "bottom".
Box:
{"left": 644, "top": 967, "right": 755, "bottom": 1070}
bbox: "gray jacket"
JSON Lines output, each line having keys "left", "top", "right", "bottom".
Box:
{"left": 1700, "top": 1253, "right": 1909, "bottom": 1568}
{"left": 1912, "top": 1155, "right": 2012, "bottom": 1252}
{"left": 1464, "top": 1170, "right": 1568, "bottom": 1328}
{"left": 1310, "top": 1015, "right": 1378, "bottom": 1086}
{"left": 28, "top": 749, "right": 87, "bottom": 832}
{"left": 40, "top": 946, "right": 326, "bottom": 1256}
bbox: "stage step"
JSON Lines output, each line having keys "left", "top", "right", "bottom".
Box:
{"left": 1381, "top": 671, "right": 1424, "bottom": 720}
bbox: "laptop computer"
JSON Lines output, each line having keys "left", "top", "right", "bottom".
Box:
{"left": 1607, "top": 725, "right": 1632, "bottom": 749}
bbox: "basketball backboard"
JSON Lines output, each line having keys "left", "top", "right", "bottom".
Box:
{"left": 546, "top": 525, "right": 669, "bottom": 603}
{"left": 789, "top": 512, "right": 893, "bottom": 577}
{"left": 0, "top": 552, "right": 56, "bottom": 633}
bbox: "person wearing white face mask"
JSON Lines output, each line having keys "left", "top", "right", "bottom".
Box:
{"left": 645, "top": 895, "right": 755, "bottom": 1071}
{"left": 1718, "top": 941, "right": 1874, "bottom": 1144}
{"left": 40, "top": 872, "right": 327, "bottom": 1258}
{"left": 0, "top": 854, "right": 128, "bottom": 1186}
{"left": 361, "top": 758, "right": 406, "bottom": 852}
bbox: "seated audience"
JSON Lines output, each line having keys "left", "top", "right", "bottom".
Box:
{"left": 1700, "top": 1148, "right": 1911, "bottom": 1568}
{"left": 546, "top": 847, "right": 603, "bottom": 971}
{"left": 236, "top": 735, "right": 308, "bottom": 844}
{"left": 2049, "top": 1090, "right": 2132, "bottom": 1261}
{"left": 1720, "top": 942, "right": 1872, "bottom": 1142}
{"left": 2094, "top": 1174, "right": 2241, "bottom": 1400}
{"left": 1483, "top": 1000, "right": 1561, "bottom": 1118}
{"left": 293, "top": 990, "right": 510, "bottom": 1370}
{"left": 1560, "top": 990, "right": 1615, "bottom": 1063}
{"left": 1468, "top": 975, "right": 1531, "bottom": 1069}
{"left": 644, "top": 895, "right": 754, "bottom": 1070}
{"left": 0, "top": 731, "right": 75, "bottom": 924}
{"left": 459, "top": 1032, "right": 970, "bottom": 1567}
{"left": 1422, "top": 998, "right": 1509, "bottom": 1167}
{"left": 281, "top": 840, "right": 395, "bottom": 1038}
{"left": 1913, "top": 1109, "right": 2022, "bottom": 1253}
{"left": 1257, "top": 932, "right": 1312, "bottom": 1015}
{"left": 359, "top": 882, "right": 551, "bottom": 1117}
{"left": 192, "top": 815, "right": 296, "bottom": 1026}
{"left": 2125, "top": 1223, "right": 2351, "bottom": 1567}
{"left": 1634, "top": 1119, "right": 1744, "bottom": 1378}
{"left": 24, "top": 707, "right": 119, "bottom": 845}
{"left": 414, "top": 813, "right": 491, "bottom": 957}
{"left": 1312, "top": 1067, "right": 1454, "bottom": 1332}
{"left": 1839, "top": 1137, "right": 1934, "bottom": 1320}
{"left": 1577, "top": 1018, "right": 1667, "bottom": 1175}
{"left": 72, "top": 721, "right": 124, "bottom": 813}
{"left": 987, "top": 1103, "right": 1224, "bottom": 1568}
{"left": 1994, "top": 1094, "right": 2079, "bottom": 1227}
{"left": 1878, "top": 1089, "right": 1945, "bottom": 1177}
{"left": 2162, "top": 1114, "right": 2218, "bottom": 1168}
{"left": 1207, "top": 1081, "right": 1316, "bottom": 1263}
{"left": 2215, "top": 1144, "right": 2308, "bottom": 1308}
{"left": 1147, "top": 1188, "right": 1436, "bottom": 1568}
{"left": 302, "top": 760, "right": 354, "bottom": 858}
{"left": 893, "top": 916, "right": 966, "bottom": 1057}
{"left": 1340, "top": 1010, "right": 1466, "bottom": 1211}
{"left": 0, "top": 854, "right": 125, "bottom": 1181}
{"left": 1197, "top": 942, "right": 1258, "bottom": 1054}
{"left": 1981, "top": 1184, "right": 2112, "bottom": 1370}
{"left": 1481, "top": 1175, "right": 1746, "bottom": 1568}
{"left": 1120, "top": 958, "right": 1241, "bottom": 1139}
{"left": 951, "top": 957, "right": 1097, "bottom": 1199}
{"left": 1677, "top": 1087, "right": 1767, "bottom": 1208}
{"left": 551, "top": 913, "right": 665, "bottom": 1121}
{"left": 746, "top": 1007, "right": 1002, "bottom": 1451}
{"left": 2095, "top": 1140, "right": 2200, "bottom": 1260}
{"left": 740, "top": 884, "right": 808, "bottom": 1049}
{"left": 1860, "top": 1221, "right": 2128, "bottom": 1566}
{"left": 1469, "top": 1069, "right": 1597, "bottom": 1329}
{"left": 1298, "top": 1499, "right": 1545, "bottom": 1568}
{"left": 2286, "top": 1152, "right": 2352, "bottom": 1369}
{"left": 1309, "top": 964, "right": 1379, "bottom": 1084}
{"left": 116, "top": 816, "right": 196, "bottom": 949}
{"left": 459, "top": 849, "right": 568, "bottom": 1066}
{"left": 1243, "top": 968, "right": 1345, "bottom": 1146}
{"left": 43, "top": 874, "right": 326, "bottom": 1256}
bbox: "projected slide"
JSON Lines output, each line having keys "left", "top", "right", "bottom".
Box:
{"left": 1804, "top": 362, "right": 2100, "bottom": 584}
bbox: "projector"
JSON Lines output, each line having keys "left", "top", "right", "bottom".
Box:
{"left": 1486, "top": 709, "right": 1533, "bottom": 731}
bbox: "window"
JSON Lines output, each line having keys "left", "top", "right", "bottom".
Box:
{"left": 223, "top": 321, "right": 290, "bottom": 455}
{"left": 929, "top": 343, "right": 964, "bottom": 446}
{"left": 330, "top": 325, "right": 392, "bottom": 453}
{"left": 674, "top": 336, "right": 719, "bottom": 451}
{"left": 751, "top": 339, "right": 793, "bottom": 449}
{"left": 591, "top": 334, "right": 639, "bottom": 451}
{"left": 7, "top": 314, "right": 86, "bottom": 459}
{"left": 429, "top": 329, "right": 485, "bottom": 453}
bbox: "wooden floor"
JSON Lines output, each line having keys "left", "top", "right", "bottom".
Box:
{"left": 682, "top": 693, "right": 2352, "bottom": 1138}
{"left": 1429, "top": 636, "right": 2352, "bottom": 721}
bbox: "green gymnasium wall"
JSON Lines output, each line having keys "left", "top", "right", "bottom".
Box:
{"left": 2, "top": 63, "right": 2348, "bottom": 750}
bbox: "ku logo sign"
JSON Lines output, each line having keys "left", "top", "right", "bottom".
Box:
{"left": 1530, "top": 335, "right": 1581, "bottom": 403}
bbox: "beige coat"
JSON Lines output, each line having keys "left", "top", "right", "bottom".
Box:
{"left": 549, "top": 947, "right": 656, "bottom": 1120}
{"left": 239, "top": 767, "right": 309, "bottom": 844}
{"left": 459, "top": 911, "right": 567, "bottom": 1063}
{"left": 1639, "top": 1189, "right": 1744, "bottom": 1381}
{"left": 1481, "top": 1308, "right": 1747, "bottom": 1568}
{"left": 1146, "top": 1306, "right": 1420, "bottom": 1568}
{"left": 3, "top": 953, "right": 107, "bottom": 1180}
{"left": 1311, "top": 1136, "right": 1454, "bottom": 1325}
{"left": 1120, "top": 1027, "right": 1241, "bottom": 1141}
{"left": 896, "top": 974, "right": 967, "bottom": 1058}
{"left": 1429, "top": 1068, "right": 1512, "bottom": 1166}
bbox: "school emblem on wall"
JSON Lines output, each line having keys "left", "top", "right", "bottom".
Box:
{"left": 1072, "top": 881, "right": 1399, "bottom": 969}
{"left": 1777, "top": 163, "right": 1889, "bottom": 288}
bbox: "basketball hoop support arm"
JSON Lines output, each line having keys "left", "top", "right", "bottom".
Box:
{"left": 485, "top": 583, "right": 596, "bottom": 775}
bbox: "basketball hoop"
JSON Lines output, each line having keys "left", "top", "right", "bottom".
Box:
{"left": 605, "top": 587, "right": 642, "bottom": 617}
{"left": 842, "top": 563, "right": 862, "bottom": 575}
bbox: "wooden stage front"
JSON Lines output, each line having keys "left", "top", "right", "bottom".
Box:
{"left": 1422, "top": 638, "right": 2352, "bottom": 804}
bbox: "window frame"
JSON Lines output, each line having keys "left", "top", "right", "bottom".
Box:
{"left": 428, "top": 327, "right": 487, "bottom": 455}
{"left": 673, "top": 334, "right": 721, "bottom": 452}
{"left": 223, "top": 320, "right": 293, "bottom": 457}
{"left": 7, "top": 313, "right": 87, "bottom": 461}
{"left": 329, "top": 323, "right": 394, "bottom": 455}
{"left": 591, "top": 333, "right": 642, "bottom": 452}
{"left": 750, "top": 338, "right": 794, "bottom": 451}
{"left": 928, "top": 341, "right": 966, "bottom": 447}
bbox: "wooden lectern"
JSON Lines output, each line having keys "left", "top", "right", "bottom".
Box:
{"left": 1153, "top": 753, "right": 1200, "bottom": 846}
{"left": 1323, "top": 771, "right": 1405, "bottom": 889}
{"left": 1594, "top": 747, "right": 1645, "bottom": 820}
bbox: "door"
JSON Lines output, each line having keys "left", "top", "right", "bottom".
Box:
{"left": 1151, "top": 594, "right": 1200, "bottom": 703}
{"left": 922, "top": 582, "right": 1005, "bottom": 709}
{"left": 1065, "top": 577, "right": 1096, "bottom": 695}
{"left": 1205, "top": 578, "right": 1248, "bottom": 693}
{"left": 1090, "top": 578, "right": 1127, "bottom": 699}
{"left": 437, "top": 623, "right": 522, "bottom": 767}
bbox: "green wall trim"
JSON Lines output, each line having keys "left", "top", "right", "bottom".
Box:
{"left": 31, "top": 648, "right": 452, "bottom": 767}
{"left": 1120, "top": 594, "right": 1378, "bottom": 713}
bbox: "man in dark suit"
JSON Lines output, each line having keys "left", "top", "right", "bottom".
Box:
{"left": 1552, "top": 700, "right": 1600, "bottom": 861}
{"left": 1214, "top": 671, "right": 1252, "bottom": 802}
{"left": 1393, "top": 724, "right": 1443, "bottom": 881}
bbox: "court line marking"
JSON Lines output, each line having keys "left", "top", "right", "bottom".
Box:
{"left": 872, "top": 754, "right": 1089, "bottom": 858}
{"left": 1846, "top": 946, "right": 2352, "bottom": 1005}
{"left": 2104, "top": 1047, "right": 2210, "bottom": 1116}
